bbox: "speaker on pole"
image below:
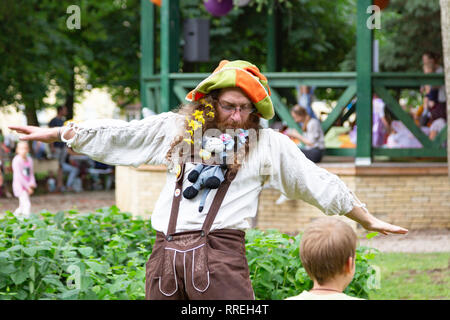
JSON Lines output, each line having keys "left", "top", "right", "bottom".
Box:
{"left": 183, "top": 18, "right": 210, "bottom": 62}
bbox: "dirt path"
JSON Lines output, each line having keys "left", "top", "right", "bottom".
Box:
{"left": 0, "top": 190, "right": 116, "bottom": 215}
{"left": 1, "top": 191, "right": 448, "bottom": 253}
{"left": 358, "top": 229, "right": 450, "bottom": 253}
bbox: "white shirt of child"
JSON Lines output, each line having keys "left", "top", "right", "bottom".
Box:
{"left": 285, "top": 290, "right": 364, "bottom": 300}
{"left": 61, "top": 112, "right": 365, "bottom": 234}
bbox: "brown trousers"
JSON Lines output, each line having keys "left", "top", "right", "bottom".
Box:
{"left": 145, "top": 164, "right": 254, "bottom": 300}
{"left": 145, "top": 229, "right": 254, "bottom": 300}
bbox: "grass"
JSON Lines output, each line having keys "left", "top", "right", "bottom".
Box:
{"left": 368, "top": 252, "right": 450, "bottom": 300}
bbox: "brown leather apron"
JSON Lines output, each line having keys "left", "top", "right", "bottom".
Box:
{"left": 145, "top": 164, "right": 254, "bottom": 300}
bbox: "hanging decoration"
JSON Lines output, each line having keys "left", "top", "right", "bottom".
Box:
{"left": 374, "top": 0, "right": 389, "bottom": 10}
{"left": 149, "top": 0, "right": 161, "bottom": 6}
{"left": 203, "top": 0, "right": 234, "bottom": 17}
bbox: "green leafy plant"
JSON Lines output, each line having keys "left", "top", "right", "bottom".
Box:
{"left": 0, "top": 206, "right": 154, "bottom": 300}
{"left": 0, "top": 206, "right": 379, "bottom": 300}
{"left": 245, "top": 229, "right": 379, "bottom": 300}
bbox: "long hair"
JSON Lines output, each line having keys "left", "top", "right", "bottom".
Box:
{"left": 165, "top": 90, "right": 261, "bottom": 179}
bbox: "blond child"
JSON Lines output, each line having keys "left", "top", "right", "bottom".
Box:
{"left": 12, "top": 141, "right": 36, "bottom": 219}
{"left": 286, "top": 217, "right": 363, "bottom": 300}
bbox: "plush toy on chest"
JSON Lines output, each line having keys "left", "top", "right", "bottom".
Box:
{"left": 183, "top": 130, "right": 248, "bottom": 212}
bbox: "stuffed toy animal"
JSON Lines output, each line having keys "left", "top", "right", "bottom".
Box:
{"left": 183, "top": 130, "right": 249, "bottom": 212}
{"left": 183, "top": 164, "right": 225, "bottom": 212}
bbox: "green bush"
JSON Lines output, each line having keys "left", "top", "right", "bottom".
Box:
{"left": 0, "top": 206, "right": 379, "bottom": 300}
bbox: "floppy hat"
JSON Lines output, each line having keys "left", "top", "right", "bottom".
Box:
{"left": 186, "top": 60, "right": 275, "bottom": 120}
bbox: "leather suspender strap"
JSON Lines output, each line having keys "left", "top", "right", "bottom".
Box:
{"left": 201, "top": 169, "right": 238, "bottom": 235}
{"left": 167, "top": 163, "right": 186, "bottom": 236}
{"left": 166, "top": 164, "right": 238, "bottom": 237}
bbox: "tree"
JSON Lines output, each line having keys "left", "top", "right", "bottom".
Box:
{"left": 180, "top": 0, "right": 356, "bottom": 72}
{"left": 380, "top": 0, "right": 442, "bottom": 72}
{"left": 0, "top": 0, "right": 140, "bottom": 125}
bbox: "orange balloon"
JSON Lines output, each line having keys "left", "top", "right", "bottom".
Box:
{"left": 374, "top": 0, "right": 389, "bottom": 10}
{"left": 150, "top": 0, "right": 161, "bottom": 6}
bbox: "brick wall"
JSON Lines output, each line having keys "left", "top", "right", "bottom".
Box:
{"left": 115, "top": 163, "right": 450, "bottom": 233}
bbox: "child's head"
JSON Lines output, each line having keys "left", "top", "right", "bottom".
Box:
{"left": 300, "top": 217, "right": 357, "bottom": 286}
{"left": 15, "top": 141, "right": 30, "bottom": 157}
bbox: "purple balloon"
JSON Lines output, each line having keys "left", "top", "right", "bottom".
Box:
{"left": 204, "top": 0, "right": 233, "bottom": 17}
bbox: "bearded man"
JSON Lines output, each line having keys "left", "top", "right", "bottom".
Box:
{"left": 9, "top": 60, "right": 408, "bottom": 300}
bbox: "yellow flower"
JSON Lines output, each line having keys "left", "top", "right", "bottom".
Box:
{"left": 186, "top": 129, "right": 194, "bottom": 136}
{"left": 193, "top": 110, "right": 203, "bottom": 118}
{"left": 206, "top": 111, "right": 215, "bottom": 118}
{"left": 183, "top": 138, "right": 194, "bottom": 145}
{"left": 188, "top": 120, "right": 202, "bottom": 131}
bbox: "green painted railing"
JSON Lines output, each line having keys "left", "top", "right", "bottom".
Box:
{"left": 142, "top": 72, "right": 447, "bottom": 159}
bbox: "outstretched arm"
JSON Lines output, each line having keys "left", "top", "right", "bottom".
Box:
{"left": 9, "top": 112, "right": 184, "bottom": 167}
{"left": 263, "top": 130, "right": 408, "bottom": 235}
{"left": 344, "top": 205, "right": 407, "bottom": 235}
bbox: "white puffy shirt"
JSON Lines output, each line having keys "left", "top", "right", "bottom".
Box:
{"left": 61, "top": 112, "right": 364, "bottom": 234}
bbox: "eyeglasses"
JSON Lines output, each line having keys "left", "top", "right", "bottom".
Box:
{"left": 217, "top": 100, "right": 255, "bottom": 115}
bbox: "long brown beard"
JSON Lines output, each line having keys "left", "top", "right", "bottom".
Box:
{"left": 166, "top": 94, "right": 261, "bottom": 179}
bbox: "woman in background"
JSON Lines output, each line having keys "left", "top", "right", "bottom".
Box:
{"left": 286, "top": 105, "right": 326, "bottom": 163}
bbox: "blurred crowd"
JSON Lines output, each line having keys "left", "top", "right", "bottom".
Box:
{"left": 277, "top": 52, "right": 447, "bottom": 162}
{"left": 0, "top": 106, "right": 114, "bottom": 199}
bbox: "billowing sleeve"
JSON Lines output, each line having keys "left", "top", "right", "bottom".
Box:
{"left": 261, "top": 130, "right": 365, "bottom": 216}
{"left": 60, "top": 112, "right": 184, "bottom": 167}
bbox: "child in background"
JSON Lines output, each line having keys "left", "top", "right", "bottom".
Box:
{"left": 12, "top": 141, "right": 36, "bottom": 219}
{"left": 46, "top": 170, "right": 57, "bottom": 193}
{"left": 286, "top": 217, "right": 363, "bottom": 300}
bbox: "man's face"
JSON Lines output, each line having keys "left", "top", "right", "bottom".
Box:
{"left": 215, "top": 88, "right": 254, "bottom": 130}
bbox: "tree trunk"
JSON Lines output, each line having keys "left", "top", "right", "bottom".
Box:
{"left": 65, "top": 66, "right": 75, "bottom": 120}
{"left": 24, "top": 99, "right": 39, "bottom": 127}
{"left": 440, "top": 0, "right": 450, "bottom": 175}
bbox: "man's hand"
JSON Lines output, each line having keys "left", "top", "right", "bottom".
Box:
{"left": 8, "top": 126, "right": 60, "bottom": 143}
{"left": 345, "top": 206, "right": 408, "bottom": 235}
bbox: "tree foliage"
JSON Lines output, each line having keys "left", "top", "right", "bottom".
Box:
{"left": 180, "top": 0, "right": 356, "bottom": 72}
{"left": 340, "top": 0, "right": 443, "bottom": 72}
{"left": 0, "top": 0, "right": 140, "bottom": 125}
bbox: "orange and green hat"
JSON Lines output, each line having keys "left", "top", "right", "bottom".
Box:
{"left": 186, "top": 60, "right": 274, "bottom": 120}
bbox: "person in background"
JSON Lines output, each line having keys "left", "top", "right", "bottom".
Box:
{"left": 428, "top": 117, "right": 447, "bottom": 146}
{"left": 46, "top": 170, "right": 57, "bottom": 193}
{"left": 60, "top": 146, "right": 80, "bottom": 193}
{"left": 285, "top": 105, "right": 325, "bottom": 163}
{"left": 32, "top": 140, "right": 48, "bottom": 160}
{"left": 0, "top": 129, "right": 13, "bottom": 198}
{"left": 12, "top": 141, "right": 36, "bottom": 219}
{"left": 297, "top": 85, "right": 318, "bottom": 120}
{"left": 286, "top": 217, "right": 363, "bottom": 300}
{"left": 372, "top": 94, "right": 390, "bottom": 147}
{"left": 88, "top": 160, "right": 114, "bottom": 191}
{"left": 421, "top": 52, "right": 447, "bottom": 123}
{"left": 49, "top": 105, "right": 68, "bottom": 191}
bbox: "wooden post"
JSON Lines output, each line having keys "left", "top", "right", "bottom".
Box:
{"left": 356, "top": 0, "right": 373, "bottom": 165}
{"left": 140, "top": 0, "right": 154, "bottom": 111}
{"left": 439, "top": 0, "right": 450, "bottom": 176}
{"left": 160, "top": 0, "right": 180, "bottom": 112}
{"left": 267, "top": 0, "right": 278, "bottom": 72}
